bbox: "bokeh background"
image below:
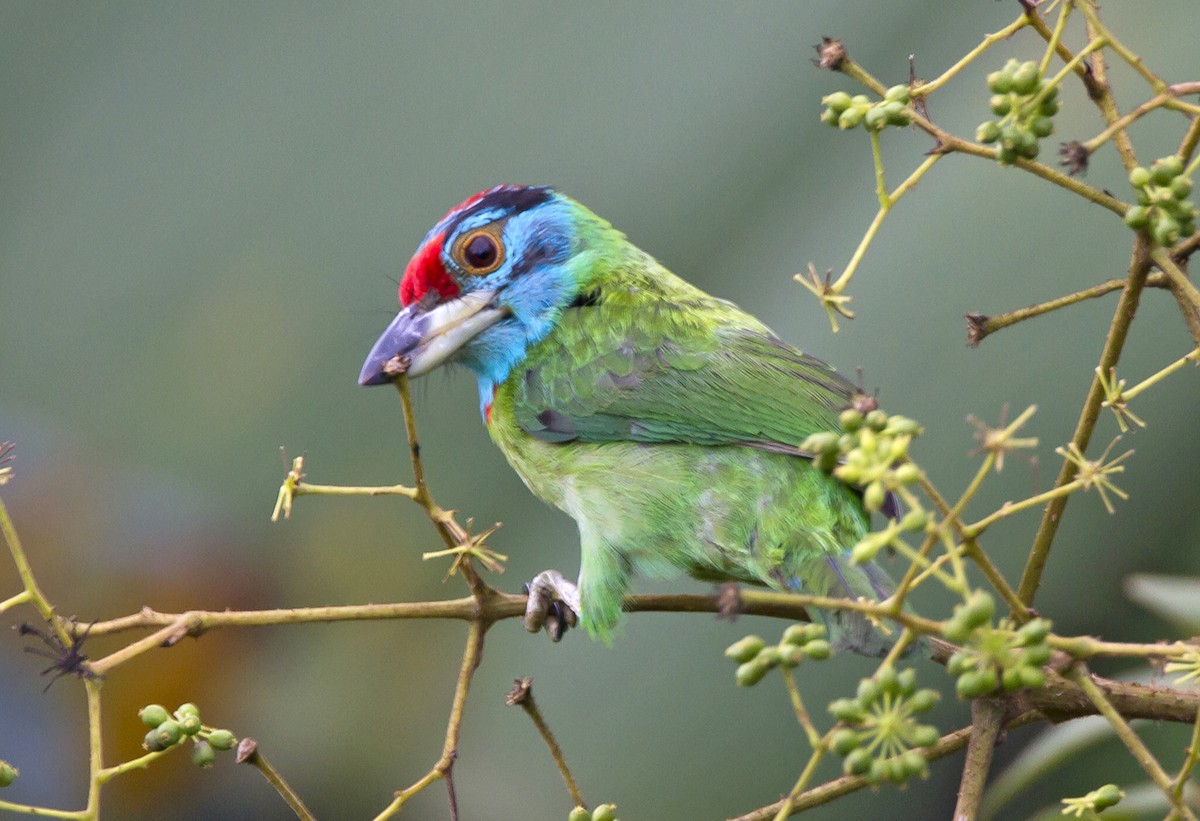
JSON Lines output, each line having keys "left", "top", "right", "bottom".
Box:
{"left": 3, "top": 3, "right": 1199, "bottom": 819}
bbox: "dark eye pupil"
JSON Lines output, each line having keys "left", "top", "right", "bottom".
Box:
{"left": 464, "top": 235, "right": 497, "bottom": 269}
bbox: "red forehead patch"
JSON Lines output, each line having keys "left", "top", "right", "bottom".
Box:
{"left": 399, "top": 231, "right": 460, "bottom": 306}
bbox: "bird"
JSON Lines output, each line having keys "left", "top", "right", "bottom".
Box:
{"left": 359, "top": 185, "right": 897, "bottom": 655}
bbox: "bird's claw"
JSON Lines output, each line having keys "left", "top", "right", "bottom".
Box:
{"left": 523, "top": 569, "right": 580, "bottom": 642}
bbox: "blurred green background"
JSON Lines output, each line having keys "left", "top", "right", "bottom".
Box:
{"left": 2, "top": 3, "right": 1199, "bottom": 819}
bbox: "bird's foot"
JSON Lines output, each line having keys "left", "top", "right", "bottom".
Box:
{"left": 523, "top": 569, "right": 580, "bottom": 642}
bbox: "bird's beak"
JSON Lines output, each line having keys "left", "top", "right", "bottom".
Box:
{"left": 358, "top": 289, "right": 504, "bottom": 385}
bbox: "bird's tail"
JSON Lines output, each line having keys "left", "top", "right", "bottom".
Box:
{"left": 793, "top": 554, "right": 900, "bottom": 657}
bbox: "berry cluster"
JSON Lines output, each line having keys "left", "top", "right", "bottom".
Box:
{"left": 1123, "top": 155, "right": 1197, "bottom": 246}
{"left": 828, "top": 666, "right": 940, "bottom": 784}
{"left": 725, "top": 624, "right": 832, "bottom": 687}
{"left": 568, "top": 804, "right": 619, "bottom": 821}
{"left": 944, "top": 592, "right": 1052, "bottom": 697}
{"left": 975, "top": 59, "right": 1060, "bottom": 164}
{"left": 802, "top": 409, "right": 923, "bottom": 515}
{"left": 821, "top": 85, "right": 913, "bottom": 132}
{"left": 139, "top": 702, "right": 237, "bottom": 768}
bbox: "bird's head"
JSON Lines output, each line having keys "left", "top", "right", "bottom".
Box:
{"left": 359, "top": 185, "right": 606, "bottom": 390}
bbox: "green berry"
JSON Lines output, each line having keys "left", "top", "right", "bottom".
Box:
{"left": 1019, "top": 666, "right": 1046, "bottom": 689}
{"left": 1038, "top": 96, "right": 1061, "bottom": 117}
{"left": 838, "top": 107, "right": 864, "bottom": 129}
{"left": 976, "top": 121, "right": 1001, "bottom": 144}
{"left": 1015, "top": 130, "right": 1039, "bottom": 159}
{"left": 863, "top": 480, "right": 886, "bottom": 512}
{"left": 1153, "top": 216, "right": 1182, "bottom": 247}
{"left": 1029, "top": 116, "right": 1054, "bottom": 138}
{"left": 178, "top": 714, "right": 202, "bottom": 736}
{"left": 867, "top": 758, "right": 889, "bottom": 785}
{"left": 865, "top": 409, "right": 888, "bottom": 431}
{"left": 884, "top": 85, "right": 911, "bottom": 104}
{"left": 1011, "top": 61, "right": 1040, "bottom": 95}
{"left": 831, "top": 728, "right": 860, "bottom": 755}
{"left": 896, "top": 668, "right": 917, "bottom": 696}
{"left": 778, "top": 644, "right": 806, "bottom": 668}
{"left": 839, "top": 408, "right": 864, "bottom": 432}
{"left": 591, "top": 804, "right": 617, "bottom": 821}
{"left": 857, "top": 677, "right": 881, "bottom": 704}
{"left": 886, "top": 756, "right": 909, "bottom": 784}
{"left": 900, "top": 509, "right": 928, "bottom": 532}
{"left": 1017, "top": 619, "right": 1051, "bottom": 644}
{"left": 822, "top": 91, "right": 853, "bottom": 112}
{"left": 892, "top": 463, "right": 920, "bottom": 485}
{"left": 0, "top": 761, "right": 17, "bottom": 788}
{"left": 175, "top": 703, "right": 201, "bottom": 720}
{"left": 1023, "top": 643, "right": 1052, "bottom": 666}
{"left": 1124, "top": 205, "right": 1151, "bottom": 229}
{"left": 1002, "top": 667, "right": 1024, "bottom": 691}
{"left": 1093, "top": 784, "right": 1123, "bottom": 810}
{"left": 803, "top": 639, "right": 832, "bottom": 660}
{"left": 569, "top": 807, "right": 592, "bottom": 821}
{"left": 947, "top": 650, "right": 973, "bottom": 675}
{"left": 882, "top": 101, "right": 910, "bottom": 126}
{"left": 909, "top": 725, "right": 940, "bottom": 748}
{"left": 876, "top": 666, "right": 899, "bottom": 695}
{"left": 844, "top": 748, "right": 872, "bottom": 776}
{"left": 902, "top": 749, "right": 929, "bottom": 778}
{"left": 736, "top": 657, "right": 771, "bottom": 687}
{"left": 1171, "top": 177, "right": 1193, "bottom": 199}
{"left": 990, "top": 95, "right": 1012, "bottom": 116}
{"left": 1152, "top": 156, "right": 1185, "bottom": 184}
{"left": 830, "top": 698, "right": 865, "bottom": 723}
{"left": 986, "top": 70, "right": 1013, "bottom": 94}
{"left": 145, "top": 720, "right": 184, "bottom": 752}
{"left": 139, "top": 704, "right": 171, "bottom": 728}
{"left": 206, "top": 730, "right": 237, "bottom": 751}
{"left": 908, "top": 689, "right": 939, "bottom": 714}
{"left": 725, "top": 635, "right": 766, "bottom": 662}
{"left": 964, "top": 591, "right": 996, "bottom": 626}
{"left": 191, "top": 740, "right": 216, "bottom": 768}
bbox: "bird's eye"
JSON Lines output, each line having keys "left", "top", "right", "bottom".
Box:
{"left": 458, "top": 230, "right": 504, "bottom": 274}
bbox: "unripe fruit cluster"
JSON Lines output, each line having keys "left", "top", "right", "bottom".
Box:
{"left": 1124, "top": 155, "right": 1197, "bottom": 246}
{"left": 804, "top": 409, "right": 923, "bottom": 515}
{"left": 726, "top": 623, "right": 832, "bottom": 687}
{"left": 139, "top": 702, "right": 237, "bottom": 768}
{"left": 975, "top": 59, "right": 1060, "bottom": 165}
{"left": 828, "top": 666, "right": 940, "bottom": 784}
{"left": 944, "top": 592, "right": 1052, "bottom": 698}
{"left": 821, "top": 85, "right": 913, "bottom": 132}
{"left": 568, "top": 803, "right": 618, "bottom": 821}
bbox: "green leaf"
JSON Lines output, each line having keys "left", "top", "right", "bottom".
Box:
{"left": 1124, "top": 574, "right": 1200, "bottom": 633}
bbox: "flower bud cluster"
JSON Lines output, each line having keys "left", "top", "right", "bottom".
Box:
{"left": 975, "top": 59, "right": 1060, "bottom": 165}
{"left": 821, "top": 85, "right": 913, "bottom": 132}
{"left": 725, "top": 624, "right": 832, "bottom": 687}
{"left": 1124, "top": 155, "right": 1197, "bottom": 246}
{"left": 944, "top": 593, "right": 1052, "bottom": 698}
{"left": 139, "top": 702, "right": 237, "bottom": 768}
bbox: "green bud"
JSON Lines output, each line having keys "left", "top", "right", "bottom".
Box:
{"left": 1017, "top": 618, "right": 1050, "bottom": 644}
{"left": 802, "top": 640, "right": 832, "bottom": 660}
{"left": 986, "top": 70, "right": 1012, "bottom": 94}
{"left": 175, "top": 703, "right": 201, "bottom": 720}
{"left": 864, "top": 107, "right": 889, "bottom": 132}
{"left": 1037, "top": 96, "right": 1060, "bottom": 117}
{"left": 1124, "top": 205, "right": 1151, "bottom": 229}
{"left": 908, "top": 689, "right": 939, "bottom": 714}
{"left": 844, "top": 748, "right": 872, "bottom": 776}
{"left": 975, "top": 121, "right": 1001, "bottom": 144}
{"left": 955, "top": 671, "right": 984, "bottom": 699}
{"left": 1002, "top": 667, "right": 1024, "bottom": 691}
{"left": 884, "top": 85, "right": 911, "bottom": 104}
{"left": 145, "top": 720, "right": 184, "bottom": 752}
{"left": 996, "top": 145, "right": 1017, "bottom": 166}
{"left": 569, "top": 807, "right": 592, "bottom": 821}
{"left": 1176, "top": 200, "right": 1198, "bottom": 220}
{"left": 736, "top": 658, "right": 771, "bottom": 687}
{"left": 1152, "top": 155, "right": 1184, "bottom": 184}
{"left": 1093, "top": 784, "right": 1123, "bottom": 810}
{"left": 1171, "top": 176, "right": 1193, "bottom": 199}
{"left": 947, "top": 650, "right": 973, "bottom": 675}
{"left": 839, "top": 408, "right": 864, "bottom": 432}
{"left": 896, "top": 667, "right": 917, "bottom": 696}
{"left": 851, "top": 94, "right": 870, "bottom": 107}
{"left": 882, "top": 101, "right": 910, "bottom": 126}
{"left": 0, "top": 761, "right": 17, "bottom": 788}
{"left": 868, "top": 757, "right": 889, "bottom": 785}
{"left": 1153, "top": 187, "right": 1177, "bottom": 207}
{"left": 1011, "top": 61, "right": 1040, "bottom": 95}
{"left": 857, "top": 677, "right": 881, "bottom": 704}
{"left": 964, "top": 591, "right": 996, "bottom": 627}
{"left": 822, "top": 91, "right": 853, "bottom": 113}
{"left": 886, "top": 756, "right": 910, "bottom": 784}
{"left": 1023, "top": 643, "right": 1052, "bottom": 666}
{"left": 725, "top": 635, "right": 766, "bottom": 662}
{"left": 902, "top": 749, "right": 929, "bottom": 779}
{"left": 1153, "top": 216, "right": 1181, "bottom": 247}
{"left": 944, "top": 617, "right": 972, "bottom": 645}
{"left": 191, "top": 740, "right": 216, "bottom": 768}
{"left": 977, "top": 667, "right": 999, "bottom": 693}
{"left": 1015, "top": 130, "right": 1039, "bottom": 159}
{"left": 863, "top": 481, "right": 886, "bottom": 512}
{"left": 1019, "top": 665, "right": 1046, "bottom": 689}
{"left": 831, "top": 728, "right": 860, "bottom": 755}
{"left": 778, "top": 644, "right": 806, "bottom": 668}
{"left": 990, "top": 95, "right": 1012, "bottom": 116}
{"left": 591, "top": 804, "right": 617, "bottom": 821}
{"left": 829, "top": 698, "right": 866, "bottom": 723}
{"left": 139, "top": 704, "right": 171, "bottom": 728}
{"left": 892, "top": 463, "right": 920, "bottom": 485}
{"left": 875, "top": 666, "right": 899, "bottom": 695}
{"left": 883, "top": 416, "right": 923, "bottom": 436}
{"left": 206, "top": 729, "right": 237, "bottom": 751}
{"left": 178, "top": 713, "right": 202, "bottom": 736}
{"left": 900, "top": 509, "right": 928, "bottom": 532}
{"left": 781, "top": 624, "right": 810, "bottom": 646}
{"left": 820, "top": 107, "right": 840, "bottom": 126}
{"left": 1029, "top": 116, "right": 1054, "bottom": 138}
{"left": 865, "top": 409, "right": 888, "bottom": 431}
{"left": 838, "top": 108, "right": 864, "bottom": 129}
{"left": 909, "top": 724, "right": 940, "bottom": 748}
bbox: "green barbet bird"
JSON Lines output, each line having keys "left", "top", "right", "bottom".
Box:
{"left": 359, "top": 185, "right": 897, "bottom": 655}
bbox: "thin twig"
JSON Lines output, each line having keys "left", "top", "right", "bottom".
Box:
{"left": 506, "top": 678, "right": 585, "bottom": 808}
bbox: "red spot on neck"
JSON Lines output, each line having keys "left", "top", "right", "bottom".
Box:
{"left": 484, "top": 384, "right": 498, "bottom": 426}
{"left": 399, "top": 231, "right": 460, "bottom": 306}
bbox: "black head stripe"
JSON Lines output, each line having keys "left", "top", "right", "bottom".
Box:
{"left": 445, "top": 186, "right": 554, "bottom": 236}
